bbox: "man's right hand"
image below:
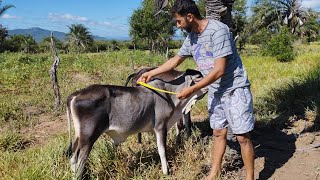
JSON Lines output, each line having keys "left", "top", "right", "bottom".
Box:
{"left": 137, "top": 71, "right": 153, "bottom": 83}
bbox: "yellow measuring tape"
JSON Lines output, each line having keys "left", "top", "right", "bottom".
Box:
{"left": 137, "top": 81, "right": 177, "bottom": 95}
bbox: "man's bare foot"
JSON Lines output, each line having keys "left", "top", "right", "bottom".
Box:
{"left": 204, "top": 172, "right": 221, "bottom": 180}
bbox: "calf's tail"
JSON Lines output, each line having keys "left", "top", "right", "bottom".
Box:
{"left": 124, "top": 73, "right": 136, "bottom": 86}
{"left": 65, "top": 96, "right": 74, "bottom": 157}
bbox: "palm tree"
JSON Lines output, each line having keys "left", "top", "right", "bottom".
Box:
{"left": 275, "top": 0, "right": 308, "bottom": 34}
{"left": 298, "top": 10, "right": 319, "bottom": 43}
{"left": 0, "top": 0, "right": 14, "bottom": 16}
{"left": 66, "top": 24, "right": 94, "bottom": 53}
{"left": 250, "top": 0, "right": 310, "bottom": 35}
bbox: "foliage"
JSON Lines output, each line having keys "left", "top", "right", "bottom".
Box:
{"left": 298, "top": 10, "right": 320, "bottom": 43}
{"left": 232, "top": 0, "right": 248, "bottom": 50}
{"left": 3, "top": 34, "right": 38, "bottom": 53}
{"left": 276, "top": 0, "right": 308, "bottom": 34}
{"left": 0, "top": 24, "right": 8, "bottom": 51}
{"left": 232, "top": 0, "right": 247, "bottom": 36}
{"left": 129, "top": 0, "right": 175, "bottom": 53}
{"left": 0, "top": 0, "right": 14, "bottom": 16}
{"left": 247, "top": 28, "right": 272, "bottom": 45}
{"left": 0, "top": 44, "right": 320, "bottom": 178}
{"left": 196, "top": 0, "right": 206, "bottom": 17}
{"left": 255, "top": 64, "right": 320, "bottom": 127}
{"left": 249, "top": 0, "right": 313, "bottom": 36}
{"left": 66, "top": 24, "right": 94, "bottom": 53}
{"left": 38, "top": 36, "right": 64, "bottom": 53}
{"left": 261, "top": 27, "right": 295, "bottom": 62}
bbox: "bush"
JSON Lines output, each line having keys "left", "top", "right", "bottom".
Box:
{"left": 248, "top": 28, "right": 272, "bottom": 45}
{"left": 262, "top": 27, "right": 295, "bottom": 62}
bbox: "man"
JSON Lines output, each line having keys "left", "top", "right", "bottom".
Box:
{"left": 137, "top": 0, "right": 254, "bottom": 179}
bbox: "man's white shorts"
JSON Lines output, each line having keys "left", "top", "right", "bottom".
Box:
{"left": 208, "top": 87, "right": 254, "bottom": 134}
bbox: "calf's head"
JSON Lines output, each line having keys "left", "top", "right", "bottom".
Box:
{"left": 151, "top": 69, "right": 207, "bottom": 111}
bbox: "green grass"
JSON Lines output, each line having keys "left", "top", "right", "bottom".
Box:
{"left": 0, "top": 44, "right": 319, "bottom": 179}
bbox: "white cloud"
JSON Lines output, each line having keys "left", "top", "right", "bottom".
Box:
{"left": 102, "top": 21, "right": 111, "bottom": 26}
{"left": 0, "top": 14, "right": 19, "bottom": 19}
{"left": 302, "top": 0, "right": 320, "bottom": 10}
{"left": 47, "top": 12, "right": 129, "bottom": 37}
{"left": 48, "top": 13, "right": 88, "bottom": 22}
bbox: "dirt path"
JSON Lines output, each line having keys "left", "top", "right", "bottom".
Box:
{"left": 252, "top": 132, "right": 320, "bottom": 180}
{"left": 20, "top": 113, "right": 68, "bottom": 146}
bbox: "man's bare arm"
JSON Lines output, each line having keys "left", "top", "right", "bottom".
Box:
{"left": 176, "top": 57, "right": 227, "bottom": 99}
{"left": 137, "top": 55, "right": 186, "bottom": 82}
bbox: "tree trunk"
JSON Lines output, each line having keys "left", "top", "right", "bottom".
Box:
{"left": 205, "top": 0, "right": 235, "bottom": 37}
{"left": 166, "top": 46, "right": 169, "bottom": 59}
{"left": 130, "top": 50, "right": 135, "bottom": 72}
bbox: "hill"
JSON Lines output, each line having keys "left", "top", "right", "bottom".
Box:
{"left": 7, "top": 27, "right": 127, "bottom": 42}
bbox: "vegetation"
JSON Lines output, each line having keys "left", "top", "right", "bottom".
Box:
{"left": 0, "top": 0, "right": 319, "bottom": 178}
{"left": 0, "top": 0, "right": 14, "bottom": 16}
{"left": 261, "top": 27, "right": 295, "bottom": 62}
{"left": 129, "top": 0, "right": 175, "bottom": 53}
{"left": 66, "top": 24, "right": 94, "bottom": 53}
{"left": 0, "top": 43, "right": 319, "bottom": 178}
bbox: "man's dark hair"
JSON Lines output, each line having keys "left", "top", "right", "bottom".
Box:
{"left": 170, "top": 0, "right": 202, "bottom": 19}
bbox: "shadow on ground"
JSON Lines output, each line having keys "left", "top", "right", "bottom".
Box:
{"left": 192, "top": 65, "right": 320, "bottom": 179}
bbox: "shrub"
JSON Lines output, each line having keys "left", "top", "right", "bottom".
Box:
{"left": 262, "top": 27, "right": 295, "bottom": 62}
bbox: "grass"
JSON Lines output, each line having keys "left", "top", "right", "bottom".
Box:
{"left": 0, "top": 44, "right": 319, "bottom": 179}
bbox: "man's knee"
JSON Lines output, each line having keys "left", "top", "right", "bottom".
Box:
{"left": 236, "top": 133, "right": 251, "bottom": 145}
{"left": 213, "top": 128, "right": 227, "bottom": 139}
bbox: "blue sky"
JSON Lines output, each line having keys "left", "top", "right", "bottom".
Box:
{"left": 0, "top": 0, "right": 143, "bottom": 38}
{"left": 1, "top": 0, "right": 320, "bottom": 39}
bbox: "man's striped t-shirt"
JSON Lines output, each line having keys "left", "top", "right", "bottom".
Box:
{"left": 178, "top": 19, "right": 250, "bottom": 96}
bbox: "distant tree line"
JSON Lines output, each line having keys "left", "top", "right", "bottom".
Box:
{"left": 0, "top": 23, "right": 183, "bottom": 54}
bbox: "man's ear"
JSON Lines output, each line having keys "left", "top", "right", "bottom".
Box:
{"left": 186, "top": 13, "right": 193, "bottom": 22}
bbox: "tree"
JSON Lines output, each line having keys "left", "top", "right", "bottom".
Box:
{"left": 250, "top": 0, "right": 310, "bottom": 35}
{"left": 66, "top": 24, "right": 94, "bottom": 53}
{"left": 262, "top": 27, "right": 295, "bottom": 62}
{"left": 277, "top": 0, "right": 308, "bottom": 34}
{"left": 298, "top": 10, "right": 320, "bottom": 43}
{"left": 232, "top": 0, "right": 247, "bottom": 36}
{"left": 0, "top": 25, "right": 7, "bottom": 51}
{"left": 130, "top": 0, "right": 175, "bottom": 53}
{"left": 38, "top": 36, "right": 63, "bottom": 53}
{"left": 4, "top": 34, "right": 38, "bottom": 53}
{"left": 0, "top": 0, "right": 14, "bottom": 16}
{"left": 0, "top": 1, "right": 14, "bottom": 52}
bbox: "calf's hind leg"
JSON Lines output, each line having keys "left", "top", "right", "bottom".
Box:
{"left": 70, "top": 124, "right": 104, "bottom": 179}
{"left": 154, "top": 128, "right": 169, "bottom": 175}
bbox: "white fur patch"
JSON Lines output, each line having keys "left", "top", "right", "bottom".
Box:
{"left": 182, "top": 89, "right": 207, "bottom": 114}
{"left": 70, "top": 97, "right": 80, "bottom": 138}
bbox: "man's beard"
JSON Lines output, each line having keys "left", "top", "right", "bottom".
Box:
{"left": 183, "top": 21, "right": 192, "bottom": 33}
{"left": 185, "top": 25, "right": 192, "bottom": 33}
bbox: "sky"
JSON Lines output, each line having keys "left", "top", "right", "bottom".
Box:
{"left": 1, "top": 0, "right": 320, "bottom": 39}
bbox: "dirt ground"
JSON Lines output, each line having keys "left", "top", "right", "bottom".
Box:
{"left": 21, "top": 113, "right": 320, "bottom": 180}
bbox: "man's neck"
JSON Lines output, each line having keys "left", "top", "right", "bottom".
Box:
{"left": 192, "top": 18, "right": 208, "bottom": 34}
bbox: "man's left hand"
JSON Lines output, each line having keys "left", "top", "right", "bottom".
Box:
{"left": 176, "top": 86, "right": 195, "bottom": 100}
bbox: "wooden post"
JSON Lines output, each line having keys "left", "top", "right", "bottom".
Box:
{"left": 49, "top": 32, "right": 61, "bottom": 112}
{"left": 130, "top": 50, "right": 135, "bottom": 72}
{"left": 165, "top": 46, "right": 169, "bottom": 59}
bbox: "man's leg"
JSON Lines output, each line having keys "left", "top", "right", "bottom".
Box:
{"left": 206, "top": 128, "right": 227, "bottom": 180}
{"left": 236, "top": 133, "right": 254, "bottom": 180}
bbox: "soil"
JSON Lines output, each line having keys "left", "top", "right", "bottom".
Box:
{"left": 20, "top": 113, "right": 67, "bottom": 146}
